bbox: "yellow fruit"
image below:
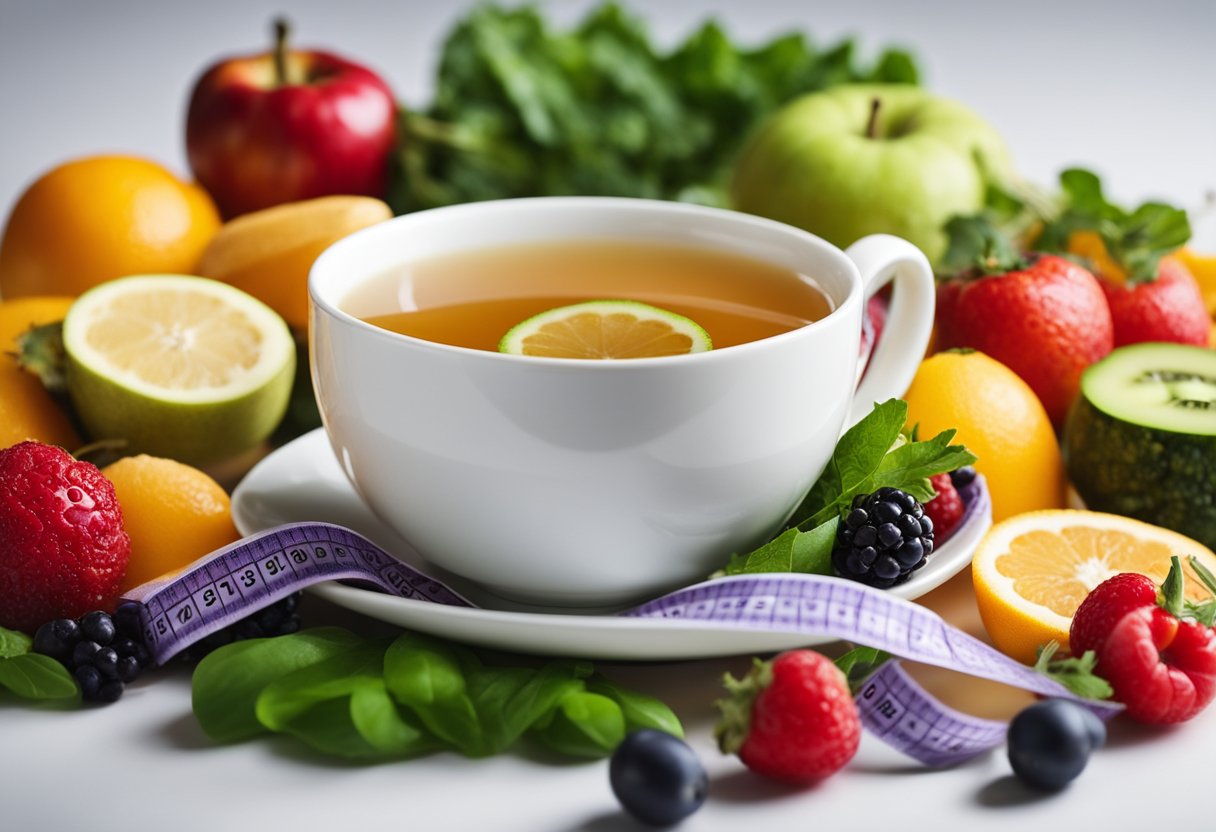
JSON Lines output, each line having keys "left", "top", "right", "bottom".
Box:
{"left": 971, "top": 509, "right": 1216, "bottom": 664}
{"left": 196, "top": 195, "right": 392, "bottom": 331}
{"left": 1066, "top": 230, "right": 1125, "bottom": 282}
{"left": 0, "top": 155, "right": 220, "bottom": 299}
{"left": 903, "top": 350, "right": 1065, "bottom": 522}
{"left": 102, "top": 455, "right": 239, "bottom": 591}
{"left": 0, "top": 296, "right": 80, "bottom": 448}
{"left": 499, "top": 300, "right": 713, "bottom": 358}
{"left": 1174, "top": 247, "right": 1216, "bottom": 316}
{"left": 62, "top": 275, "right": 295, "bottom": 465}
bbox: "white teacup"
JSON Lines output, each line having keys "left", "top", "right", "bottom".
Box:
{"left": 309, "top": 198, "right": 933, "bottom": 607}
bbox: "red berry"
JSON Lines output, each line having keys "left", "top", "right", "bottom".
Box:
{"left": 1068, "top": 572, "right": 1157, "bottom": 656}
{"left": 0, "top": 441, "right": 130, "bottom": 633}
{"left": 923, "top": 473, "right": 964, "bottom": 543}
{"left": 1096, "top": 606, "right": 1216, "bottom": 724}
{"left": 715, "top": 650, "right": 860, "bottom": 783}
{"left": 1099, "top": 258, "right": 1211, "bottom": 347}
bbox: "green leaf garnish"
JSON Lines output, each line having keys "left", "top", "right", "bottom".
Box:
{"left": 1035, "top": 167, "right": 1191, "bottom": 284}
{"left": 721, "top": 518, "right": 838, "bottom": 577}
{"left": 0, "top": 627, "right": 32, "bottom": 660}
{"left": 1034, "top": 641, "right": 1113, "bottom": 701}
{"left": 0, "top": 653, "right": 79, "bottom": 701}
{"left": 834, "top": 646, "right": 892, "bottom": 693}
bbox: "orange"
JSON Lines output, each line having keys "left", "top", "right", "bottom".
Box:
{"left": 972, "top": 510, "right": 1216, "bottom": 664}
{"left": 903, "top": 350, "right": 1065, "bottom": 523}
{"left": 0, "top": 296, "right": 80, "bottom": 448}
{"left": 102, "top": 455, "right": 239, "bottom": 591}
{"left": 1066, "top": 230, "right": 1125, "bottom": 282}
{"left": 196, "top": 196, "right": 391, "bottom": 331}
{"left": 1174, "top": 247, "right": 1216, "bottom": 316}
{"left": 0, "top": 155, "right": 220, "bottom": 299}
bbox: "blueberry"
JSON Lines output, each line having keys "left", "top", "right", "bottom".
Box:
{"left": 96, "top": 680, "right": 124, "bottom": 704}
{"left": 117, "top": 656, "right": 142, "bottom": 683}
{"left": 610, "top": 730, "right": 707, "bottom": 827}
{"left": 1007, "top": 699, "right": 1104, "bottom": 791}
{"left": 112, "top": 602, "right": 144, "bottom": 639}
{"left": 74, "top": 665, "right": 102, "bottom": 699}
{"left": 78, "top": 611, "right": 115, "bottom": 645}
{"left": 32, "top": 619, "right": 80, "bottom": 663}
{"left": 950, "top": 465, "right": 977, "bottom": 488}
{"left": 72, "top": 640, "right": 101, "bottom": 668}
{"left": 93, "top": 647, "right": 120, "bottom": 680}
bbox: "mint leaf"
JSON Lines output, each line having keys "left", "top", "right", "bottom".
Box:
{"left": 834, "top": 646, "right": 892, "bottom": 693}
{"left": 723, "top": 517, "right": 838, "bottom": 577}
{"left": 872, "top": 427, "right": 977, "bottom": 502}
{"left": 0, "top": 627, "right": 32, "bottom": 659}
{"left": 789, "top": 398, "right": 908, "bottom": 529}
{"left": 0, "top": 653, "right": 79, "bottom": 701}
{"left": 1034, "top": 642, "right": 1113, "bottom": 701}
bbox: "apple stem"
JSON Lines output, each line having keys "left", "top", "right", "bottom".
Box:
{"left": 866, "top": 98, "right": 881, "bottom": 140}
{"left": 272, "top": 17, "right": 291, "bottom": 88}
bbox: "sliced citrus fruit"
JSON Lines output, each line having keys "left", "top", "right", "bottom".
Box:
{"left": 62, "top": 274, "right": 294, "bottom": 465}
{"left": 498, "top": 300, "right": 712, "bottom": 359}
{"left": 971, "top": 509, "right": 1216, "bottom": 664}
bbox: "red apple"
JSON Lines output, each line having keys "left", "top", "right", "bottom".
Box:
{"left": 186, "top": 19, "right": 396, "bottom": 218}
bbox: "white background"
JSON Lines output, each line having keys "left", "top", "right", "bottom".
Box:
{"left": 2, "top": 1, "right": 1215, "bottom": 830}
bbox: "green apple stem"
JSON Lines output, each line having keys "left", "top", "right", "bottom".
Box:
{"left": 273, "top": 17, "right": 291, "bottom": 88}
{"left": 865, "top": 97, "right": 881, "bottom": 139}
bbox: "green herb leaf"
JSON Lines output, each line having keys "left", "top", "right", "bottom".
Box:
{"left": 833, "top": 646, "right": 892, "bottom": 693}
{"left": 469, "top": 660, "right": 591, "bottom": 754}
{"left": 0, "top": 626, "right": 32, "bottom": 659}
{"left": 191, "top": 627, "right": 364, "bottom": 743}
{"left": 1159, "top": 556, "right": 1186, "bottom": 619}
{"left": 722, "top": 517, "right": 837, "bottom": 576}
{"left": 1034, "top": 642, "right": 1113, "bottom": 701}
{"left": 383, "top": 632, "right": 485, "bottom": 755}
{"left": 872, "top": 426, "right": 977, "bottom": 502}
{"left": 348, "top": 679, "right": 437, "bottom": 757}
{"left": 255, "top": 641, "right": 389, "bottom": 732}
{"left": 531, "top": 689, "right": 626, "bottom": 758}
{"left": 939, "top": 213, "right": 1028, "bottom": 277}
{"left": 277, "top": 695, "right": 383, "bottom": 759}
{"left": 0, "top": 653, "right": 79, "bottom": 701}
{"left": 586, "top": 675, "right": 684, "bottom": 738}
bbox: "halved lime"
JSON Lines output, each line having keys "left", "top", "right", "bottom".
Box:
{"left": 62, "top": 274, "right": 295, "bottom": 465}
{"left": 498, "top": 300, "right": 712, "bottom": 359}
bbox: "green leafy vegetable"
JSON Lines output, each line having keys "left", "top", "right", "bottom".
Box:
{"left": 192, "top": 627, "right": 364, "bottom": 742}
{"left": 191, "top": 627, "right": 678, "bottom": 762}
{"left": 722, "top": 399, "right": 976, "bottom": 577}
{"left": 0, "top": 653, "right": 79, "bottom": 701}
{"left": 391, "top": 2, "right": 919, "bottom": 213}
{"left": 1034, "top": 168, "right": 1191, "bottom": 284}
{"left": 0, "top": 626, "right": 32, "bottom": 659}
{"left": 834, "top": 645, "right": 892, "bottom": 692}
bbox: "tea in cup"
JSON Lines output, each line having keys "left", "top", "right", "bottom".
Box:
{"left": 309, "top": 197, "right": 934, "bottom": 607}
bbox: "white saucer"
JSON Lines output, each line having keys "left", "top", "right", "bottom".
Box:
{"left": 231, "top": 428, "right": 991, "bottom": 660}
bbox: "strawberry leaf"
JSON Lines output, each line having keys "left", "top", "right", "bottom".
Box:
{"left": 1034, "top": 642, "right": 1113, "bottom": 701}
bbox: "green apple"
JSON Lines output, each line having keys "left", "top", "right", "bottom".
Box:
{"left": 731, "top": 84, "right": 1013, "bottom": 264}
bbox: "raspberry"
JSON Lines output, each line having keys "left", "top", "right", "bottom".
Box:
{"left": 923, "top": 472, "right": 965, "bottom": 543}
{"left": 832, "top": 487, "right": 934, "bottom": 588}
{"left": 0, "top": 442, "right": 130, "bottom": 633}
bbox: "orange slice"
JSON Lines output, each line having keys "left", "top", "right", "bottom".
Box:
{"left": 498, "top": 300, "right": 712, "bottom": 359}
{"left": 971, "top": 509, "right": 1216, "bottom": 664}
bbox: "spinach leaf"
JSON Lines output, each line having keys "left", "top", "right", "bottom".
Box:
{"left": 383, "top": 632, "right": 485, "bottom": 755}
{"left": 586, "top": 675, "right": 683, "bottom": 737}
{"left": 255, "top": 641, "right": 389, "bottom": 732}
{"left": 192, "top": 627, "right": 363, "bottom": 742}
{"left": 0, "top": 653, "right": 79, "bottom": 701}
{"left": 469, "top": 660, "right": 591, "bottom": 754}
{"left": 277, "top": 695, "right": 382, "bottom": 759}
{"left": 349, "top": 680, "right": 437, "bottom": 757}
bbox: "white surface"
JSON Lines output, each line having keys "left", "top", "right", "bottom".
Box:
{"left": 230, "top": 427, "right": 990, "bottom": 658}
{"left": 309, "top": 200, "right": 932, "bottom": 605}
{"left": 3, "top": 2, "right": 1216, "bottom": 831}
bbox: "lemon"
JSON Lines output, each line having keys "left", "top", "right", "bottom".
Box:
{"left": 971, "top": 509, "right": 1216, "bottom": 664}
{"left": 499, "top": 300, "right": 712, "bottom": 359}
{"left": 62, "top": 275, "right": 294, "bottom": 465}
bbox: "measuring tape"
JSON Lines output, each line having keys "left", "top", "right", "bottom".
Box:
{"left": 121, "top": 483, "right": 1118, "bottom": 767}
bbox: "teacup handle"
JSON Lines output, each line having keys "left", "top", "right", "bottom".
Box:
{"left": 845, "top": 234, "right": 936, "bottom": 427}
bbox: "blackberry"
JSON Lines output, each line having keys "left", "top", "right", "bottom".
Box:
{"left": 177, "top": 592, "right": 304, "bottom": 662}
{"left": 833, "top": 487, "right": 935, "bottom": 588}
{"left": 31, "top": 609, "right": 154, "bottom": 704}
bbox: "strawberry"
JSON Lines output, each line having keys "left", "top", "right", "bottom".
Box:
{"left": 0, "top": 441, "right": 130, "bottom": 633}
{"left": 1068, "top": 572, "right": 1157, "bottom": 655}
{"left": 935, "top": 252, "right": 1113, "bottom": 427}
{"left": 1070, "top": 557, "right": 1216, "bottom": 724}
{"left": 1098, "top": 257, "right": 1210, "bottom": 347}
{"left": 714, "top": 649, "right": 860, "bottom": 783}
{"left": 923, "top": 472, "right": 964, "bottom": 542}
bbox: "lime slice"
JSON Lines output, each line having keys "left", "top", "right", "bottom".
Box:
{"left": 62, "top": 274, "right": 295, "bottom": 465}
{"left": 498, "top": 300, "right": 712, "bottom": 359}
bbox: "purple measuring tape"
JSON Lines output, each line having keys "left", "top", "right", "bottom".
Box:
{"left": 122, "top": 519, "right": 1119, "bottom": 768}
